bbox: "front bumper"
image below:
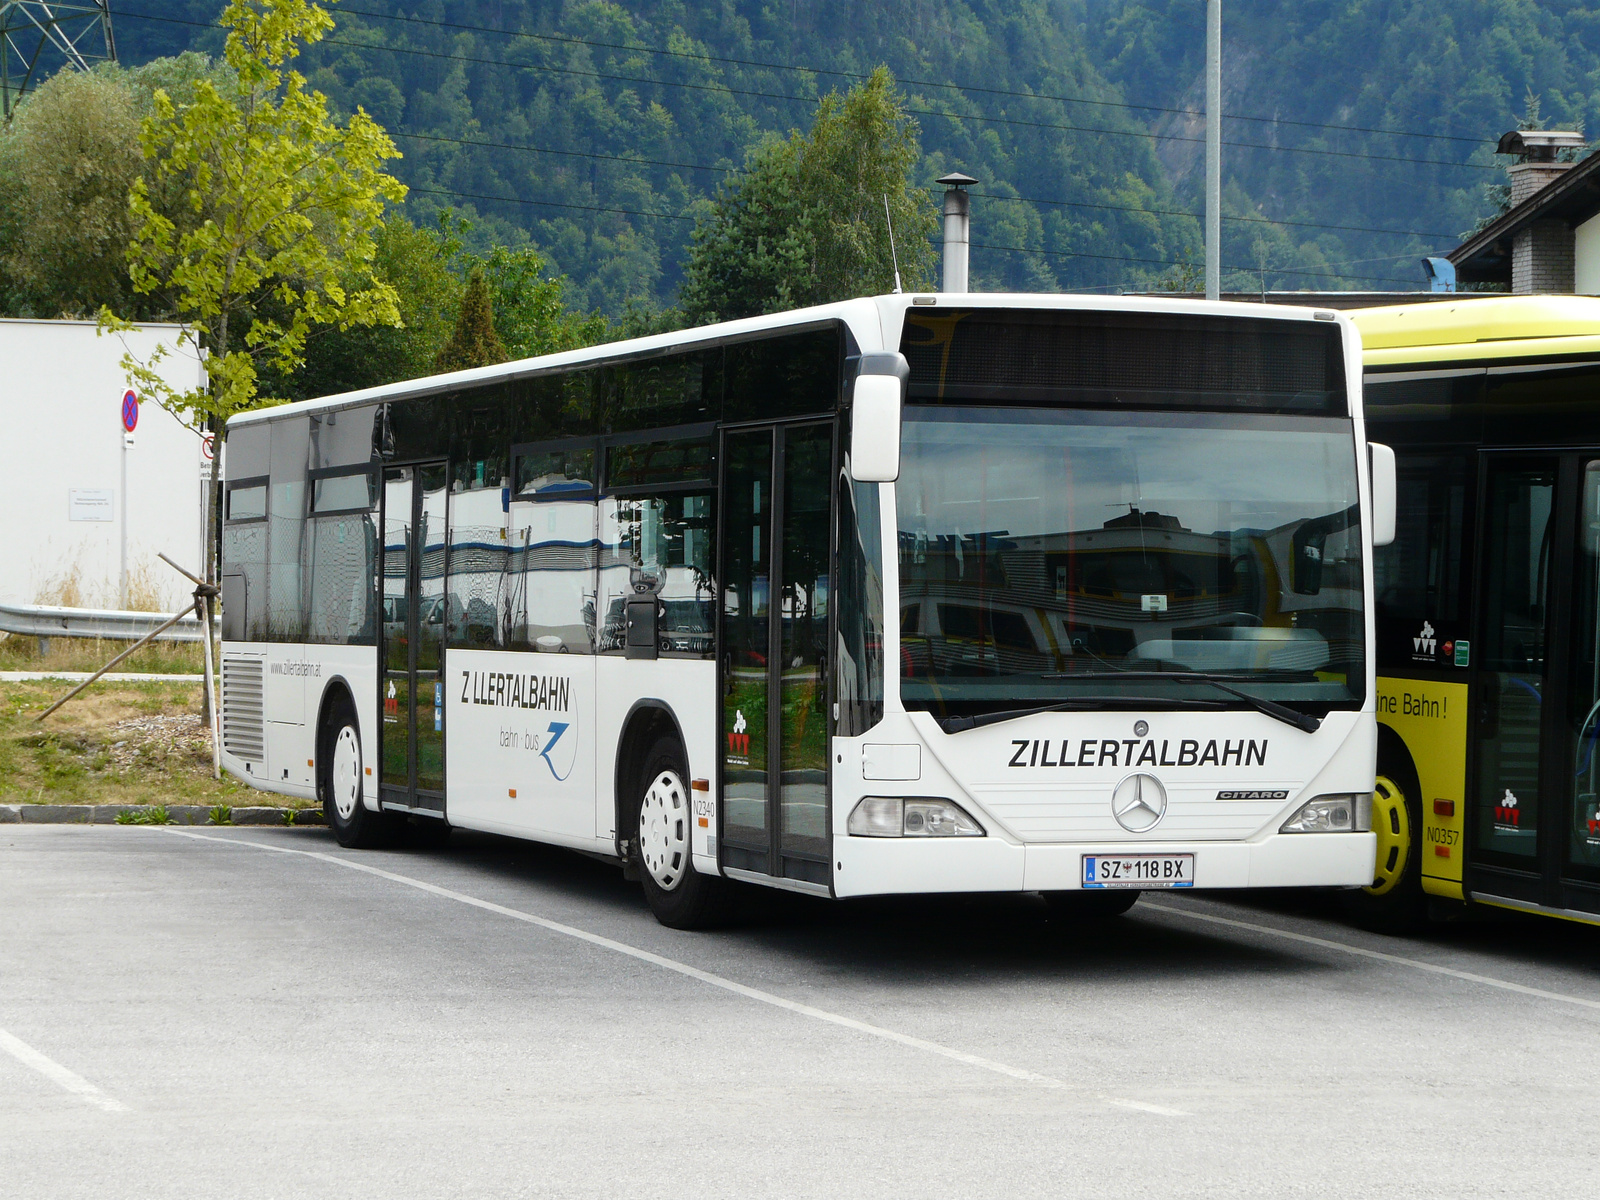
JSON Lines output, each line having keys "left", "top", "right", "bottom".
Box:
{"left": 830, "top": 830, "right": 1376, "bottom": 898}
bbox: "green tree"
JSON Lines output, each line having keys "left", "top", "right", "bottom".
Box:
{"left": 0, "top": 54, "right": 238, "bottom": 319}
{"left": 274, "top": 210, "right": 467, "bottom": 399}
{"left": 103, "top": 0, "right": 406, "bottom": 591}
{"left": 467, "top": 244, "right": 611, "bottom": 360}
{"left": 0, "top": 69, "right": 142, "bottom": 318}
{"left": 435, "top": 270, "right": 507, "bottom": 372}
{"left": 680, "top": 68, "right": 937, "bottom": 323}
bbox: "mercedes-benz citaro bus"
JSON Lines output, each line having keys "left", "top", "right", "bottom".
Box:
{"left": 218, "top": 294, "right": 1388, "bottom": 928}
{"left": 1347, "top": 295, "right": 1600, "bottom": 931}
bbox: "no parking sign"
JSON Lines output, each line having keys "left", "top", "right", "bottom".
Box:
{"left": 121, "top": 390, "right": 139, "bottom": 433}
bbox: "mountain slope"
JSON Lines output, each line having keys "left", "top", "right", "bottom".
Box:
{"left": 107, "top": 0, "right": 1577, "bottom": 308}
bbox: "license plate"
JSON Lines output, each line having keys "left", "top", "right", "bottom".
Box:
{"left": 1082, "top": 853, "right": 1194, "bottom": 889}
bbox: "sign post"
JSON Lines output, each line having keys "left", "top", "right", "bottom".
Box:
{"left": 120, "top": 390, "right": 138, "bottom": 609}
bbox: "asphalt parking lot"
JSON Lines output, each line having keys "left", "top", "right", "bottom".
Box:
{"left": 4, "top": 824, "right": 1599, "bottom": 1198}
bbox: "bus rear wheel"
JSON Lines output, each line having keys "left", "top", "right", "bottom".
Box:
{"left": 633, "top": 737, "right": 729, "bottom": 929}
{"left": 320, "top": 700, "right": 386, "bottom": 849}
{"left": 1340, "top": 775, "right": 1426, "bottom": 933}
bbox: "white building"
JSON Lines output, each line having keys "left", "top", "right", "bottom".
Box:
{"left": 0, "top": 318, "right": 208, "bottom": 610}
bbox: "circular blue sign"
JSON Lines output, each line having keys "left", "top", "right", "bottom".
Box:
{"left": 121, "top": 390, "right": 139, "bottom": 432}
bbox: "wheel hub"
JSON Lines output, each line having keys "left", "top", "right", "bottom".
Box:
{"left": 1365, "top": 775, "right": 1409, "bottom": 896}
{"left": 331, "top": 726, "right": 361, "bottom": 821}
{"left": 638, "top": 770, "right": 689, "bottom": 891}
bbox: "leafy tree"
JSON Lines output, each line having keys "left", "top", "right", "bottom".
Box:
{"left": 681, "top": 68, "right": 937, "bottom": 324}
{"left": 435, "top": 270, "right": 507, "bottom": 372}
{"left": 103, "top": 0, "right": 407, "bottom": 589}
{"left": 0, "top": 54, "right": 236, "bottom": 319}
{"left": 271, "top": 210, "right": 467, "bottom": 399}
{"left": 0, "top": 69, "right": 142, "bottom": 318}
{"left": 467, "top": 244, "right": 611, "bottom": 360}
{"left": 276, "top": 214, "right": 612, "bottom": 398}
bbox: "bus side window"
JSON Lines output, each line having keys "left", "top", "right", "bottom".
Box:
{"left": 1373, "top": 452, "right": 1471, "bottom": 668}
{"left": 507, "top": 496, "right": 599, "bottom": 654}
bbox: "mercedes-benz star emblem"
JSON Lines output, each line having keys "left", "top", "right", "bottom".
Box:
{"left": 1112, "top": 773, "right": 1168, "bottom": 833}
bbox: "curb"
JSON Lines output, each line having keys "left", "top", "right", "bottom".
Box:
{"left": 0, "top": 803, "right": 325, "bottom": 826}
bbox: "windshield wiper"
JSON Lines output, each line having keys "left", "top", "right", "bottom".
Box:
{"left": 1039, "top": 670, "right": 1323, "bottom": 733}
{"left": 936, "top": 695, "right": 1226, "bottom": 734}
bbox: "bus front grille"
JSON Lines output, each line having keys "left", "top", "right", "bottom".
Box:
{"left": 221, "top": 657, "right": 266, "bottom": 761}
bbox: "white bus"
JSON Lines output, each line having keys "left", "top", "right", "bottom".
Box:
{"left": 219, "top": 294, "right": 1387, "bottom": 927}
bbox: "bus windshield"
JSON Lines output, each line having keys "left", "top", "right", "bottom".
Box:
{"left": 895, "top": 406, "right": 1365, "bottom": 717}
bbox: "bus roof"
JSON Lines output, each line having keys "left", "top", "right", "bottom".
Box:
{"left": 228, "top": 292, "right": 1349, "bottom": 429}
{"left": 1353, "top": 295, "right": 1600, "bottom": 368}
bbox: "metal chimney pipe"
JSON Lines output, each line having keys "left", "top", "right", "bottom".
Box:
{"left": 938, "top": 172, "right": 976, "bottom": 292}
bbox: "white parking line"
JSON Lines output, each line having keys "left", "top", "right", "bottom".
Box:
{"left": 0, "top": 1027, "right": 127, "bottom": 1113}
{"left": 158, "top": 828, "right": 1188, "bottom": 1116}
{"left": 1143, "top": 901, "right": 1600, "bottom": 1012}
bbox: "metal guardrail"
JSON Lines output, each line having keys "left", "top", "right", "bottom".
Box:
{"left": 0, "top": 602, "right": 204, "bottom": 647}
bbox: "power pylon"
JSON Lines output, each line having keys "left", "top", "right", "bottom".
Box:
{"left": 1, "top": 1, "right": 117, "bottom": 120}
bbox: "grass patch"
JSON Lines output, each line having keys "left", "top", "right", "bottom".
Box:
{"left": 0, "top": 633, "right": 207, "bottom": 676}
{"left": 0, "top": 679, "right": 310, "bottom": 809}
{"left": 115, "top": 805, "right": 174, "bottom": 825}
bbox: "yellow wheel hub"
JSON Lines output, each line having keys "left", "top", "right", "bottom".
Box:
{"left": 1365, "top": 775, "right": 1410, "bottom": 896}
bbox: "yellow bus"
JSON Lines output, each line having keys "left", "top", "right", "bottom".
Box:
{"left": 1347, "top": 296, "right": 1600, "bottom": 929}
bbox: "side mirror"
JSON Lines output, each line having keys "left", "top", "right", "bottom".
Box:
{"left": 625, "top": 597, "right": 659, "bottom": 660}
{"left": 1369, "top": 442, "right": 1396, "bottom": 548}
{"left": 850, "top": 354, "right": 908, "bottom": 483}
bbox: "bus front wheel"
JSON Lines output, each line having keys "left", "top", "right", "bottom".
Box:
{"left": 633, "top": 736, "right": 730, "bottom": 929}
{"left": 1340, "top": 775, "right": 1426, "bottom": 933}
{"left": 320, "top": 700, "right": 386, "bottom": 849}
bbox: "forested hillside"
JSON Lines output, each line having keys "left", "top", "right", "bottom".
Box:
{"left": 103, "top": 1, "right": 1600, "bottom": 309}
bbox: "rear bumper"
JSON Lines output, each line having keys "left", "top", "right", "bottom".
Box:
{"left": 830, "top": 831, "right": 1375, "bottom": 898}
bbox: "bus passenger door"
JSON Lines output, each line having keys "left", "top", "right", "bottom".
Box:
{"left": 719, "top": 422, "right": 836, "bottom": 890}
{"left": 1559, "top": 458, "right": 1600, "bottom": 904}
{"left": 1470, "top": 456, "right": 1563, "bottom": 903}
{"left": 380, "top": 462, "right": 449, "bottom": 815}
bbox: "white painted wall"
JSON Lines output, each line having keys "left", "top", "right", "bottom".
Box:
{"left": 0, "top": 319, "right": 208, "bottom": 609}
{"left": 1576, "top": 214, "right": 1600, "bottom": 294}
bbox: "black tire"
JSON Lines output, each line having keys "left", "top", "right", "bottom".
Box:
{"left": 1340, "top": 774, "right": 1427, "bottom": 933}
{"left": 633, "top": 736, "right": 730, "bottom": 929}
{"left": 1042, "top": 889, "right": 1142, "bottom": 919}
{"left": 319, "top": 698, "right": 387, "bottom": 848}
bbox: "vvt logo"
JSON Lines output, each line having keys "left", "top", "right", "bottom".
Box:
{"left": 1414, "top": 620, "right": 1437, "bottom": 657}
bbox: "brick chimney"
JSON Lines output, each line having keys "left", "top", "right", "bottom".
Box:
{"left": 1499, "top": 129, "right": 1587, "bottom": 292}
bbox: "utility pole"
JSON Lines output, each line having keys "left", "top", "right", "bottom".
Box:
{"left": 1205, "top": 0, "right": 1221, "bottom": 301}
{"left": 1, "top": 1, "right": 116, "bottom": 120}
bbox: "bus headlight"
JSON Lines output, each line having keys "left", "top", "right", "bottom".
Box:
{"left": 1280, "top": 793, "right": 1367, "bottom": 834}
{"left": 848, "top": 797, "right": 986, "bottom": 837}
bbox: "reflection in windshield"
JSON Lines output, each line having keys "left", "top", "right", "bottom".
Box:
{"left": 896, "top": 407, "right": 1364, "bottom": 715}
